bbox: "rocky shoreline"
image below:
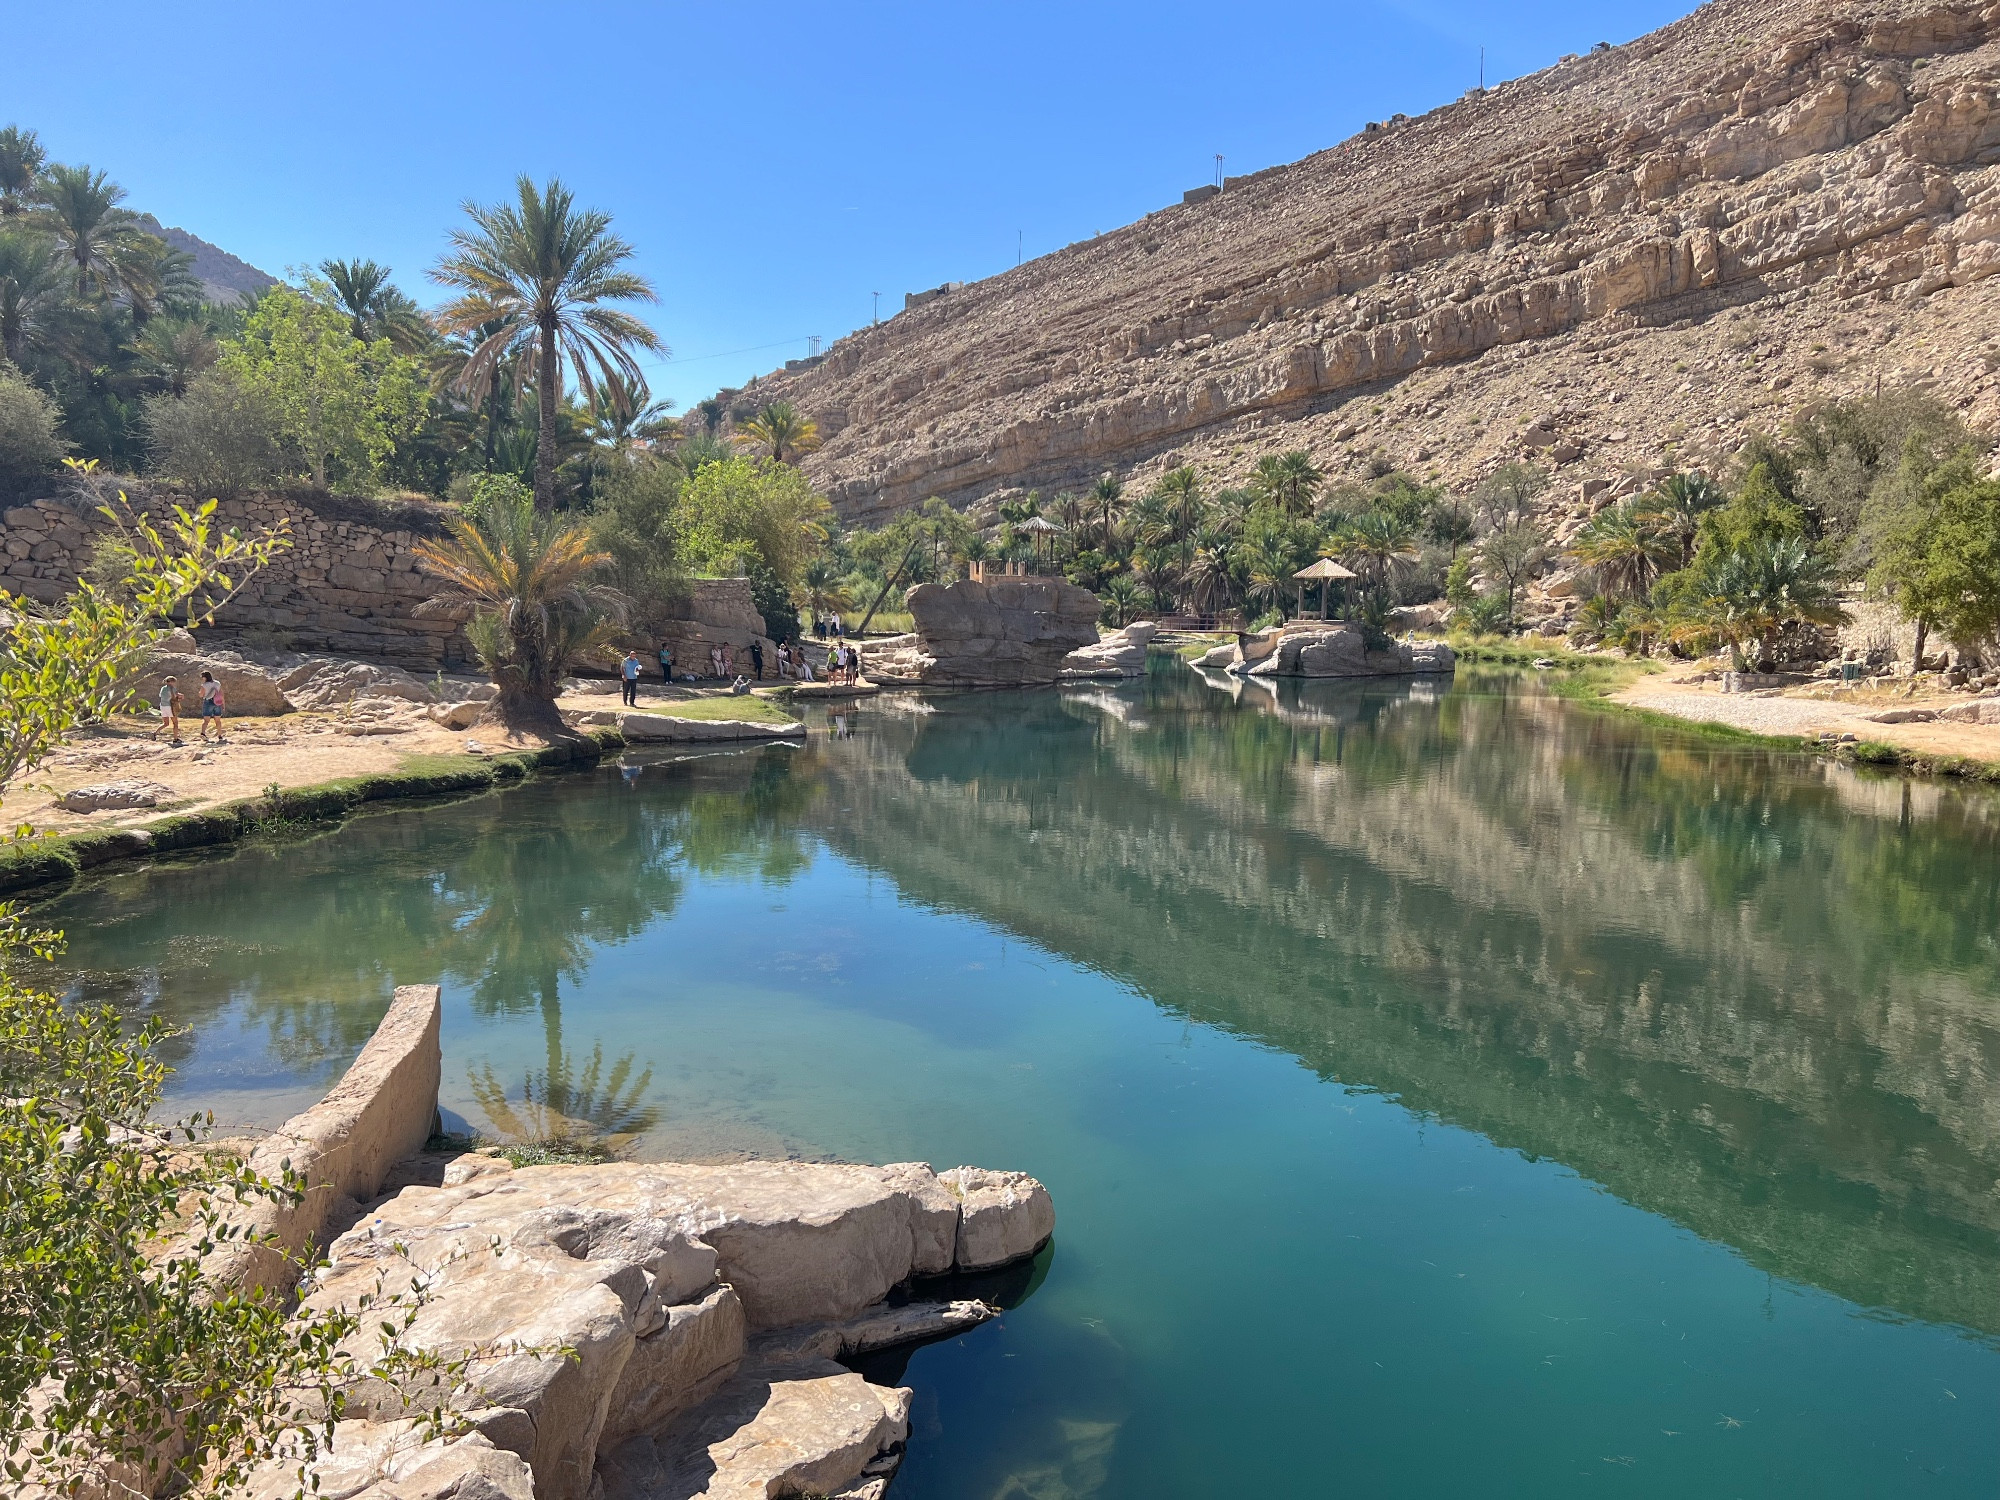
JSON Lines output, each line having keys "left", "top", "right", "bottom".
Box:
{"left": 223, "top": 985, "right": 1054, "bottom": 1500}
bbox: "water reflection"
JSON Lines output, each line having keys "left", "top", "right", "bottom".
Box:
{"left": 817, "top": 672, "right": 2000, "bottom": 1336}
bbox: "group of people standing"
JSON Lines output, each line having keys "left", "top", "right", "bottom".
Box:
{"left": 629, "top": 629, "right": 862, "bottom": 694}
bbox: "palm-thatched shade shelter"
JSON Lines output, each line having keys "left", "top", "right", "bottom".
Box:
{"left": 1293, "top": 557, "right": 1357, "bottom": 618}
{"left": 1017, "top": 513, "right": 1063, "bottom": 567}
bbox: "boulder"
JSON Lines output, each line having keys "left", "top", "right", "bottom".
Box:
{"left": 430, "top": 700, "right": 484, "bottom": 729}
{"left": 240, "top": 1422, "right": 535, "bottom": 1500}
{"left": 1937, "top": 699, "right": 2000, "bottom": 724}
{"left": 939, "top": 1167, "right": 1058, "bottom": 1272}
{"left": 1061, "top": 620, "right": 1158, "bottom": 678}
{"left": 1192, "top": 641, "right": 1240, "bottom": 670}
{"left": 279, "top": 659, "right": 440, "bottom": 710}
{"left": 870, "top": 578, "right": 1102, "bottom": 687}
{"left": 600, "top": 1284, "right": 747, "bottom": 1447}
{"left": 125, "top": 644, "right": 294, "bottom": 717}
{"left": 56, "top": 778, "right": 175, "bottom": 813}
{"left": 1243, "top": 624, "right": 1455, "bottom": 678}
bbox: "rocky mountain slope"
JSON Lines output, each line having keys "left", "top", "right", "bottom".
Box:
{"left": 731, "top": 0, "right": 2000, "bottom": 523}
{"left": 135, "top": 213, "right": 278, "bottom": 304}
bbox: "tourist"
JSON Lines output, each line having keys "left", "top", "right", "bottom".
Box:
{"left": 721, "top": 644, "right": 735, "bottom": 678}
{"left": 657, "top": 641, "right": 673, "bottom": 682}
{"left": 750, "top": 639, "right": 764, "bottom": 680}
{"left": 153, "top": 675, "right": 183, "bottom": 744}
{"left": 833, "top": 615, "right": 845, "bottom": 639}
{"left": 709, "top": 645, "right": 724, "bottom": 678}
{"left": 797, "top": 649, "right": 815, "bottom": 683}
{"left": 621, "top": 650, "right": 642, "bottom": 706}
{"left": 826, "top": 642, "right": 841, "bottom": 682}
{"left": 197, "top": 670, "right": 226, "bottom": 743}
{"left": 813, "top": 615, "right": 826, "bottom": 641}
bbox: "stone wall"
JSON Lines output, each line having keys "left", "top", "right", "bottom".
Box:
{"left": 0, "top": 484, "right": 475, "bottom": 669}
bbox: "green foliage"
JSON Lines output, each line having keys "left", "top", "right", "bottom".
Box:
{"left": 1689, "top": 461, "right": 1805, "bottom": 565}
{"left": 1569, "top": 499, "right": 1677, "bottom": 599}
{"left": 221, "top": 285, "right": 424, "bottom": 490}
{"left": 416, "top": 488, "right": 620, "bottom": 708}
{"left": 142, "top": 366, "right": 282, "bottom": 494}
{"left": 1475, "top": 517, "right": 1550, "bottom": 631}
{"left": 0, "top": 359, "right": 67, "bottom": 494}
{"left": 1866, "top": 455, "right": 2000, "bottom": 653}
{"left": 1675, "top": 535, "right": 1848, "bottom": 671}
{"left": 460, "top": 469, "right": 534, "bottom": 525}
{"left": 673, "top": 454, "right": 830, "bottom": 591}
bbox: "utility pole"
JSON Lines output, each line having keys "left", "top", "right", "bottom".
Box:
{"left": 1017, "top": 229, "right": 1023, "bottom": 266}
{"left": 1479, "top": 47, "right": 1484, "bottom": 90}
{"left": 871, "top": 292, "right": 880, "bottom": 326}
{"left": 807, "top": 335, "right": 821, "bottom": 357}
{"left": 1214, "top": 153, "right": 1224, "bottom": 187}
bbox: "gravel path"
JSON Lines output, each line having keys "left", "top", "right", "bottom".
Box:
{"left": 1618, "top": 687, "right": 1858, "bottom": 736}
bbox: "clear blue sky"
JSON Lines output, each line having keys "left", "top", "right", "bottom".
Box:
{"left": 11, "top": 0, "right": 1688, "bottom": 414}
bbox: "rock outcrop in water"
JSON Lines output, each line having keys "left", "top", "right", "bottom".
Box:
{"left": 1194, "top": 623, "right": 1456, "bottom": 676}
{"left": 1062, "top": 620, "right": 1159, "bottom": 678}
{"left": 720, "top": 0, "right": 2000, "bottom": 525}
{"left": 864, "top": 576, "right": 1102, "bottom": 686}
{"left": 189, "top": 986, "right": 1056, "bottom": 1500}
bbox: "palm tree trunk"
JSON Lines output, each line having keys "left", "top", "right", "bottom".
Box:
{"left": 535, "top": 320, "right": 559, "bottom": 512}
{"left": 483, "top": 374, "right": 504, "bottom": 469}
{"left": 1911, "top": 618, "right": 1928, "bottom": 677}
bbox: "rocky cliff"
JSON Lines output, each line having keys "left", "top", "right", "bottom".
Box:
{"left": 733, "top": 0, "right": 2000, "bottom": 522}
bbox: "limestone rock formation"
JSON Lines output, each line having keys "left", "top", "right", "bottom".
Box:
{"left": 863, "top": 577, "right": 1102, "bottom": 686}
{"left": 55, "top": 778, "right": 174, "bottom": 812}
{"left": 303, "top": 1156, "right": 1054, "bottom": 1500}
{"left": 722, "top": 0, "right": 2000, "bottom": 528}
{"left": 565, "top": 709, "right": 806, "bottom": 743}
{"left": 1062, "top": 620, "right": 1159, "bottom": 677}
{"left": 1243, "top": 625, "right": 1457, "bottom": 678}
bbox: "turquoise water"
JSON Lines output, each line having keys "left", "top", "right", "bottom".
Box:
{"left": 34, "top": 667, "right": 2000, "bottom": 1496}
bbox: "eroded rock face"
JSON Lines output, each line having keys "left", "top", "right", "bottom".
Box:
{"left": 1244, "top": 625, "right": 1456, "bottom": 677}
{"left": 1062, "top": 620, "right": 1159, "bottom": 678}
{"left": 301, "top": 1157, "right": 1053, "bottom": 1500}
{"left": 866, "top": 578, "right": 1102, "bottom": 687}
{"left": 730, "top": 0, "right": 2000, "bottom": 524}
{"left": 240, "top": 1421, "right": 535, "bottom": 1500}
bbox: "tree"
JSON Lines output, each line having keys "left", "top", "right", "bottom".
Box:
{"left": 1251, "top": 450, "right": 1322, "bottom": 519}
{"left": 416, "top": 488, "right": 621, "bottom": 731}
{"left": 32, "top": 163, "right": 141, "bottom": 299}
{"left": 0, "top": 229, "right": 63, "bottom": 366}
{"left": 131, "top": 309, "right": 220, "bottom": 396}
{"left": 1648, "top": 471, "right": 1725, "bottom": 566}
{"left": 1477, "top": 518, "right": 1549, "bottom": 631}
{"left": 1425, "top": 496, "right": 1475, "bottom": 559}
{"left": 672, "top": 454, "right": 830, "bottom": 593}
{"left": 320, "top": 257, "right": 433, "bottom": 354}
{"left": 1685, "top": 535, "right": 1848, "bottom": 671}
{"left": 0, "top": 362, "right": 68, "bottom": 495}
{"left": 1569, "top": 499, "right": 1677, "bottom": 599}
{"left": 221, "top": 286, "right": 424, "bottom": 489}
{"left": 732, "top": 399, "right": 821, "bottom": 464}
{"left": 433, "top": 175, "right": 664, "bottom": 511}
{"left": 143, "top": 367, "right": 283, "bottom": 495}
{"left": 0, "top": 126, "right": 45, "bottom": 217}
{"left": 1867, "top": 455, "right": 2000, "bottom": 673}
{"left": 1088, "top": 472, "right": 1125, "bottom": 552}
{"left": 1474, "top": 461, "right": 1547, "bottom": 529}
{"left": 1337, "top": 510, "right": 1419, "bottom": 605}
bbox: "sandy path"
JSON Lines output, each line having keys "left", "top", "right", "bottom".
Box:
{"left": 1612, "top": 673, "right": 2000, "bottom": 764}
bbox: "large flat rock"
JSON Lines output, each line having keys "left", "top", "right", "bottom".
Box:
{"left": 1243, "top": 624, "right": 1455, "bottom": 678}
{"left": 870, "top": 578, "right": 1102, "bottom": 687}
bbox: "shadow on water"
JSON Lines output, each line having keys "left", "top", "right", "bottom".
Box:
{"left": 817, "top": 668, "right": 2000, "bottom": 1339}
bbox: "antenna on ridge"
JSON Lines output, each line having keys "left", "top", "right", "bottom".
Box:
{"left": 871, "top": 292, "right": 880, "bottom": 326}
{"left": 807, "top": 335, "right": 821, "bottom": 357}
{"left": 1479, "top": 47, "right": 1485, "bottom": 91}
{"left": 1214, "top": 153, "right": 1224, "bottom": 187}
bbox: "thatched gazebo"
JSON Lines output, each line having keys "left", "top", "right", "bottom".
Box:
{"left": 1292, "top": 557, "right": 1357, "bottom": 619}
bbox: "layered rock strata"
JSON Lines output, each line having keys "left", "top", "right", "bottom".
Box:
{"left": 727, "top": 0, "right": 2000, "bottom": 522}
{"left": 1061, "top": 620, "right": 1159, "bottom": 678}
{"left": 863, "top": 577, "right": 1103, "bottom": 686}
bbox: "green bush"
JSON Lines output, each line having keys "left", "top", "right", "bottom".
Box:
{"left": 0, "top": 362, "right": 68, "bottom": 497}
{"left": 143, "top": 367, "right": 282, "bottom": 495}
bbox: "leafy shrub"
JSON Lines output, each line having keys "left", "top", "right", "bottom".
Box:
{"left": 0, "top": 362, "right": 68, "bottom": 497}
{"left": 143, "top": 367, "right": 282, "bottom": 495}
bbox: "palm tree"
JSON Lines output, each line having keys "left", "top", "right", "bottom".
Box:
{"left": 1685, "top": 536, "right": 1847, "bottom": 671}
{"left": 1088, "top": 472, "right": 1125, "bottom": 553}
{"left": 321, "top": 257, "right": 433, "bottom": 353}
{"left": 109, "top": 232, "right": 196, "bottom": 327}
{"left": 733, "top": 399, "right": 821, "bottom": 463}
{"left": 1100, "top": 573, "right": 1141, "bottom": 627}
{"left": 1151, "top": 466, "right": 1206, "bottom": 603}
{"left": 131, "top": 311, "right": 220, "bottom": 396}
{"left": 0, "top": 229, "right": 63, "bottom": 366}
{"left": 34, "top": 163, "right": 141, "bottom": 298}
{"left": 433, "top": 175, "right": 664, "bottom": 511}
{"left": 1337, "top": 510, "right": 1420, "bottom": 605}
{"left": 1252, "top": 450, "right": 1323, "bottom": 518}
{"left": 1569, "top": 500, "right": 1677, "bottom": 599}
{"left": 0, "top": 127, "right": 44, "bottom": 218}
{"left": 584, "top": 371, "right": 678, "bottom": 451}
{"left": 415, "top": 488, "right": 623, "bottom": 732}
{"left": 1651, "top": 471, "right": 1725, "bottom": 566}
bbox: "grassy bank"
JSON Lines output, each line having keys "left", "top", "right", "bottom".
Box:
{"left": 641, "top": 694, "right": 799, "bottom": 725}
{"left": 0, "top": 728, "right": 626, "bottom": 898}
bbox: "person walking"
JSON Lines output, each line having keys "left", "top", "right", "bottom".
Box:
{"left": 657, "top": 641, "right": 673, "bottom": 683}
{"left": 621, "top": 650, "right": 642, "bottom": 706}
{"left": 153, "top": 675, "right": 183, "bottom": 744}
{"left": 196, "top": 670, "right": 226, "bottom": 743}
{"left": 749, "top": 639, "right": 765, "bottom": 681}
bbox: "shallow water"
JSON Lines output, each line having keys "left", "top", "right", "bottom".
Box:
{"left": 34, "top": 666, "right": 2000, "bottom": 1497}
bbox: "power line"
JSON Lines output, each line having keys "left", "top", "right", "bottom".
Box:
{"left": 630, "top": 336, "right": 809, "bottom": 370}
